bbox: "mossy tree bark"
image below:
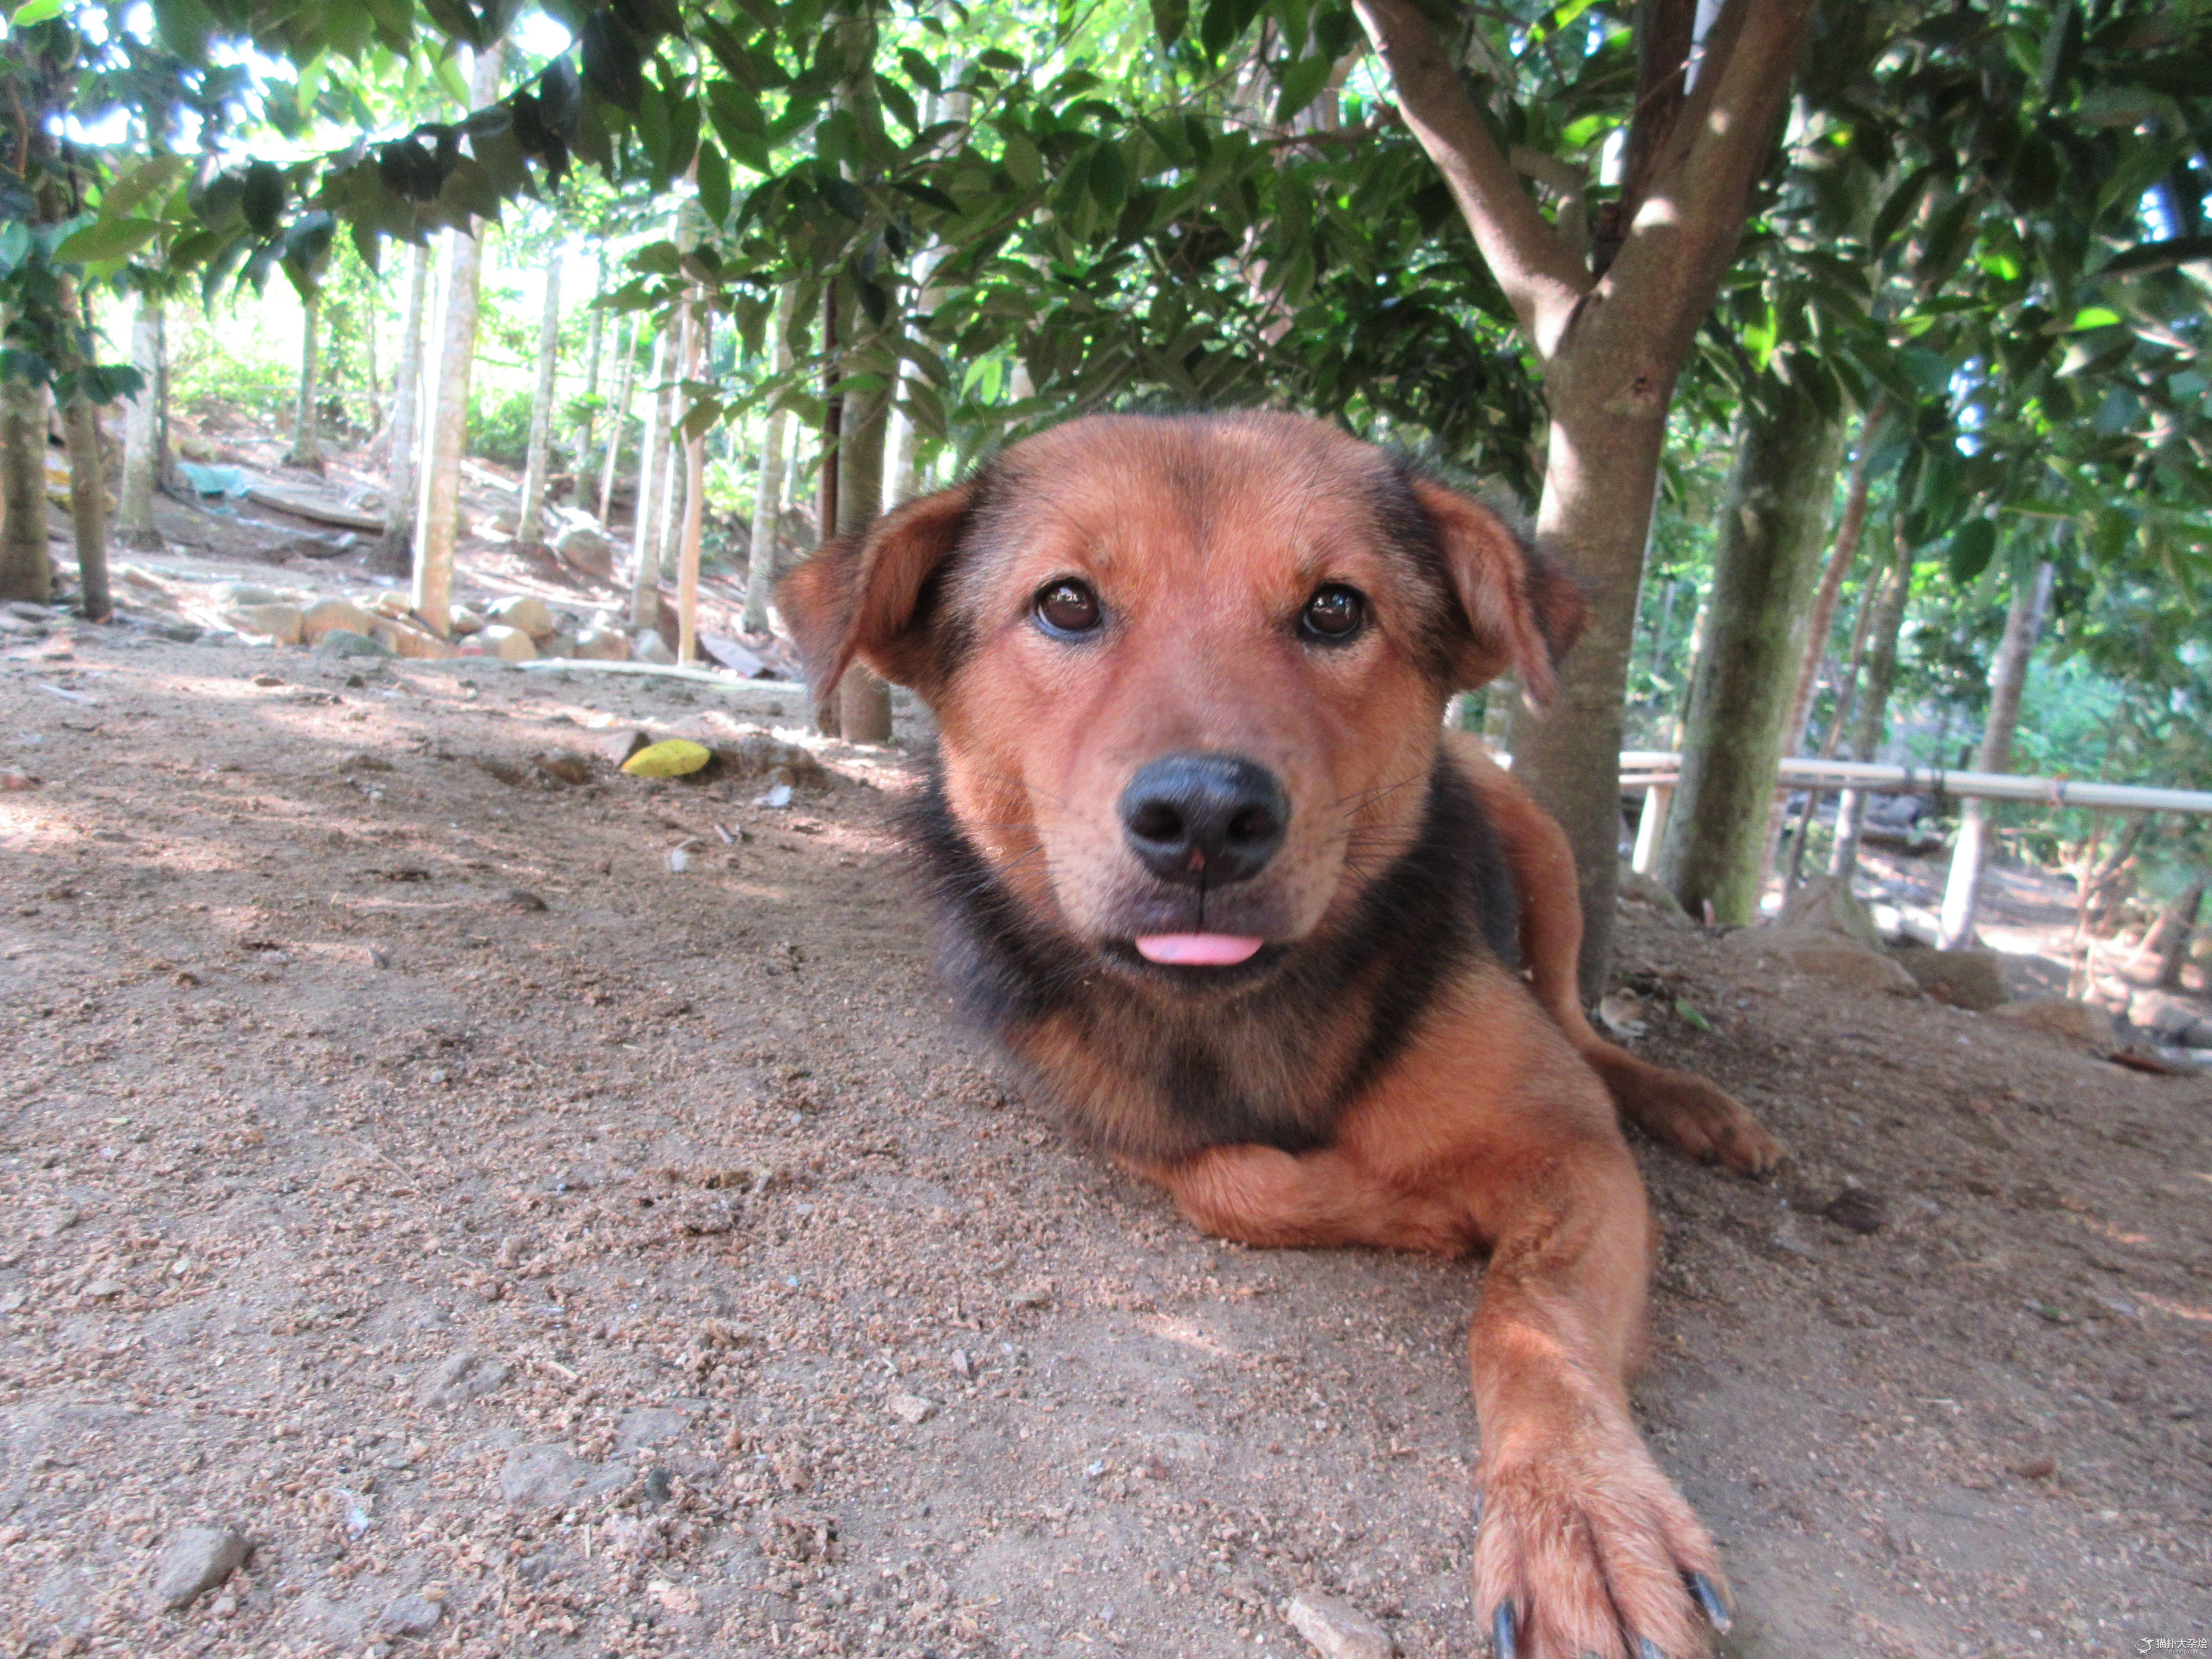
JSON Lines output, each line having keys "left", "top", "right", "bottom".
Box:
{"left": 57, "top": 278, "right": 111, "bottom": 621}
{"left": 0, "top": 374, "right": 51, "bottom": 604}
{"left": 1655, "top": 382, "right": 1847, "bottom": 923}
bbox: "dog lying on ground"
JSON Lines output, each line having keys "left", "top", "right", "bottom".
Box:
{"left": 781, "top": 410, "right": 1780, "bottom": 1659}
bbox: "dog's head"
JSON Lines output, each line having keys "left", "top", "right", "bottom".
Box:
{"left": 780, "top": 411, "right": 1584, "bottom": 988}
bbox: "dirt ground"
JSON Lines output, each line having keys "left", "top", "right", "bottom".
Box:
{"left": 2, "top": 573, "right": 2209, "bottom": 1658}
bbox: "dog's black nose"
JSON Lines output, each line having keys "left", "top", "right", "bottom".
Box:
{"left": 1119, "top": 753, "right": 1289, "bottom": 886}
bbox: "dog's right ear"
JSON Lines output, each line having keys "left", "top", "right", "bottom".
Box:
{"left": 775, "top": 483, "right": 975, "bottom": 695}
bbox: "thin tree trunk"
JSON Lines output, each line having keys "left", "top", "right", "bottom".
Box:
{"left": 56, "top": 278, "right": 111, "bottom": 621}
{"left": 649, "top": 314, "right": 682, "bottom": 579}
{"left": 154, "top": 307, "right": 178, "bottom": 495}
{"left": 1656, "top": 382, "right": 1847, "bottom": 923}
{"left": 116, "top": 294, "right": 163, "bottom": 550}
{"left": 363, "top": 294, "right": 380, "bottom": 433}
{"left": 676, "top": 299, "right": 708, "bottom": 666}
{"left": 657, "top": 352, "right": 686, "bottom": 582}
{"left": 578, "top": 250, "right": 606, "bottom": 462}
{"left": 824, "top": 3, "right": 891, "bottom": 739}
{"left": 2145, "top": 879, "right": 2205, "bottom": 991}
{"left": 1759, "top": 394, "right": 1885, "bottom": 879}
{"left": 287, "top": 294, "right": 323, "bottom": 471}
{"left": 517, "top": 247, "right": 562, "bottom": 548}
{"left": 597, "top": 315, "right": 637, "bottom": 527}
{"left": 628, "top": 323, "right": 669, "bottom": 631}
{"left": 833, "top": 362, "right": 891, "bottom": 739}
{"left": 742, "top": 287, "right": 797, "bottom": 634}
{"left": 2067, "top": 812, "right": 2148, "bottom": 995}
{"left": 375, "top": 242, "right": 430, "bottom": 575}
{"left": 1936, "top": 560, "right": 2055, "bottom": 948}
{"left": 1829, "top": 527, "right": 1915, "bottom": 881}
{"left": 1779, "top": 536, "right": 1889, "bottom": 885}
{"left": 0, "top": 375, "right": 51, "bottom": 604}
{"left": 410, "top": 42, "right": 505, "bottom": 634}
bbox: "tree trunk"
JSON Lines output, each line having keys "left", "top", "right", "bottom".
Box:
{"left": 410, "top": 42, "right": 505, "bottom": 635}
{"left": 1354, "top": 0, "right": 1818, "bottom": 1001}
{"left": 517, "top": 247, "right": 562, "bottom": 548}
{"left": 1828, "top": 528, "right": 1915, "bottom": 880}
{"left": 1656, "top": 382, "right": 1846, "bottom": 923}
{"left": 651, "top": 314, "right": 684, "bottom": 577}
{"left": 1779, "top": 530, "right": 1890, "bottom": 885}
{"left": 57, "top": 278, "right": 111, "bottom": 622}
{"left": 116, "top": 294, "right": 163, "bottom": 550}
{"left": 1936, "top": 560, "right": 2055, "bottom": 948}
{"left": 374, "top": 242, "right": 431, "bottom": 575}
{"left": 0, "top": 375, "right": 50, "bottom": 604}
{"left": 287, "top": 294, "right": 323, "bottom": 471}
{"left": 832, "top": 367, "right": 891, "bottom": 739}
{"left": 578, "top": 249, "right": 606, "bottom": 462}
{"left": 1759, "top": 395, "right": 1884, "bottom": 870}
{"left": 627, "top": 323, "right": 669, "bottom": 631}
{"left": 597, "top": 314, "right": 637, "bottom": 527}
{"left": 2145, "top": 879, "right": 2205, "bottom": 991}
{"left": 742, "top": 288, "right": 797, "bottom": 634}
{"left": 154, "top": 306, "right": 178, "bottom": 495}
{"left": 675, "top": 299, "right": 708, "bottom": 666}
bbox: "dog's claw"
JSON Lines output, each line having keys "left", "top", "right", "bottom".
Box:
{"left": 1685, "top": 1572, "right": 1731, "bottom": 1634}
{"left": 1491, "top": 1603, "right": 1517, "bottom": 1659}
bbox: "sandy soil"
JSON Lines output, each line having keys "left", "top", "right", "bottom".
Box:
{"left": 2, "top": 596, "right": 2208, "bottom": 1659}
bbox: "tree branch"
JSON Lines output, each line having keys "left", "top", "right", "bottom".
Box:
{"left": 1351, "top": 0, "right": 1591, "bottom": 354}
{"left": 1606, "top": 0, "right": 1816, "bottom": 341}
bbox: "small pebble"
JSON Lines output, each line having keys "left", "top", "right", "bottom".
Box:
{"left": 151, "top": 1526, "right": 248, "bottom": 1610}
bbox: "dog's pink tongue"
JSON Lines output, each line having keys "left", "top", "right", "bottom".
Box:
{"left": 1135, "top": 934, "right": 1265, "bottom": 966}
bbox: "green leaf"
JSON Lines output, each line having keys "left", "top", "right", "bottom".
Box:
{"left": 2099, "top": 235, "right": 2212, "bottom": 278}
{"left": 1148, "top": 0, "right": 1187, "bottom": 46}
{"left": 1947, "top": 518, "right": 1996, "bottom": 584}
{"left": 897, "top": 47, "right": 941, "bottom": 97}
{"left": 102, "top": 155, "right": 191, "bottom": 220}
{"left": 696, "top": 137, "right": 731, "bottom": 223}
{"left": 1672, "top": 997, "right": 1713, "bottom": 1033}
{"left": 55, "top": 218, "right": 161, "bottom": 263}
{"left": 240, "top": 163, "right": 285, "bottom": 238}
{"left": 878, "top": 75, "right": 920, "bottom": 137}
{"left": 9, "top": 0, "right": 67, "bottom": 26}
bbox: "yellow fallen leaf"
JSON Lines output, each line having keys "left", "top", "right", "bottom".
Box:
{"left": 621, "top": 739, "right": 712, "bottom": 778}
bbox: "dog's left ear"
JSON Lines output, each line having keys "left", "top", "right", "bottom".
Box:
{"left": 776, "top": 483, "right": 975, "bottom": 695}
{"left": 1411, "top": 477, "right": 1589, "bottom": 704}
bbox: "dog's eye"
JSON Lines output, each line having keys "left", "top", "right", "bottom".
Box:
{"left": 1301, "top": 585, "right": 1365, "bottom": 642}
{"left": 1033, "top": 579, "right": 1103, "bottom": 637}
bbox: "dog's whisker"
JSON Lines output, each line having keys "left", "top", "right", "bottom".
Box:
{"left": 1336, "top": 774, "right": 1424, "bottom": 814}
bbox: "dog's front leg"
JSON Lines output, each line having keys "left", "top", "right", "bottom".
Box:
{"left": 1121, "top": 1144, "right": 1470, "bottom": 1256}
{"left": 1464, "top": 1135, "right": 1729, "bottom": 1659}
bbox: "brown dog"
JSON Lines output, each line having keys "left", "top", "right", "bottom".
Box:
{"left": 781, "top": 411, "right": 1779, "bottom": 1659}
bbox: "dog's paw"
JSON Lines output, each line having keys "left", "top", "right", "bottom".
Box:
{"left": 1473, "top": 1424, "right": 1729, "bottom": 1659}
{"left": 1595, "top": 1053, "right": 1783, "bottom": 1176}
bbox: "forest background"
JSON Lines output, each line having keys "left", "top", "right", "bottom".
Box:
{"left": 1, "top": 0, "right": 2209, "bottom": 992}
